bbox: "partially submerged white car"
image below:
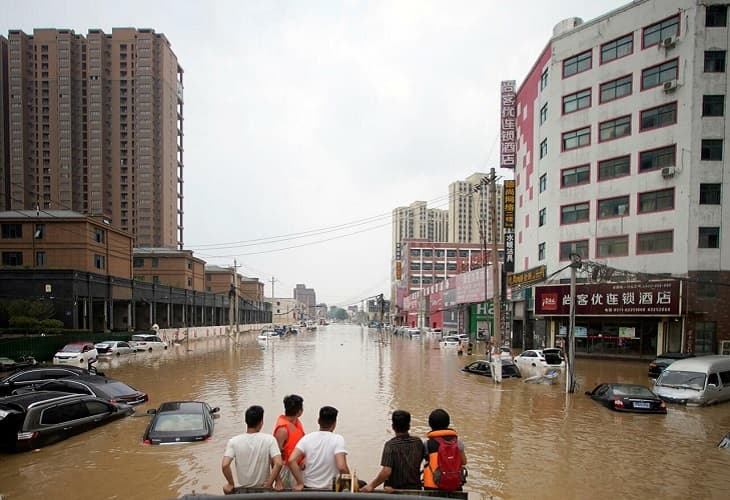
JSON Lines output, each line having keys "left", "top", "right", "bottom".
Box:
{"left": 130, "top": 334, "right": 168, "bottom": 352}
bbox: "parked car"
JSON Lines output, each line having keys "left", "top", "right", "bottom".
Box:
{"left": 648, "top": 352, "right": 695, "bottom": 378}
{"left": 514, "top": 349, "right": 565, "bottom": 373}
{"left": 12, "top": 374, "right": 148, "bottom": 406}
{"left": 586, "top": 383, "right": 667, "bottom": 414}
{"left": 131, "top": 334, "right": 168, "bottom": 352}
{"left": 462, "top": 359, "right": 521, "bottom": 378}
{"left": 95, "top": 340, "right": 135, "bottom": 356}
{"left": 52, "top": 341, "right": 98, "bottom": 365}
{"left": 0, "top": 365, "right": 101, "bottom": 397}
{"left": 440, "top": 335, "right": 461, "bottom": 349}
{"left": 143, "top": 401, "right": 220, "bottom": 445}
{"left": 653, "top": 355, "right": 730, "bottom": 406}
{"left": 0, "top": 391, "right": 134, "bottom": 452}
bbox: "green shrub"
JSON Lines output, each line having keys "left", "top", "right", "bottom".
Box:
{"left": 39, "top": 319, "right": 64, "bottom": 334}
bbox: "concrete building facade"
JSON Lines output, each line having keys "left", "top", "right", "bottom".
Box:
{"left": 448, "top": 172, "right": 505, "bottom": 245}
{"left": 133, "top": 248, "right": 205, "bottom": 291}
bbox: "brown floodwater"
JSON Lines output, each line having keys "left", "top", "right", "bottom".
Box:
{"left": 1, "top": 324, "right": 729, "bottom": 500}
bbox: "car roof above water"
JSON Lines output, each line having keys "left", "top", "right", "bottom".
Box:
{"left": 662, "top": 355, "right": 730, "bottom": 373}
{"left": 158, "top": 401, "right": 205, "bottom": 413}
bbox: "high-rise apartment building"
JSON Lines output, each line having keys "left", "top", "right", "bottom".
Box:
{"left": 293, "top": 283, "right": 316, "bottom": 317}
{"left": 391, "top": 201, "right": 448, "bottom": 256}
{"left": 448, "top": 172, "right": 505, "bottom": 245}
{"left": 0, "top": 28, "right": 184, "bottom": 248}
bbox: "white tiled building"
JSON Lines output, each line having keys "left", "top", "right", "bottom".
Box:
{"left": 511, "top": 0, "right": 730, "bottom": 355}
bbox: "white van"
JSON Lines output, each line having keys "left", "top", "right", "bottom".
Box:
{"left": 653, "top": 355, "right": 730, "bottom": 406}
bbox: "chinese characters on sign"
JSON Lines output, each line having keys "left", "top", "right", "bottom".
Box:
{"left": 534, "top": 281, "right": 682, "bottom": 316}
{"left": 507, "top": 265, "right": 547, "bottom": 289}
{"left": 500, "top": 80, "right": 517, "bottom": 169}
{"left": 503, "top": 180, "right": 515, "bottom": 273}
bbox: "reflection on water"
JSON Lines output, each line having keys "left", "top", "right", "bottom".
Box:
{"left": 1, "top": 324, "right": 729, "bottom": 500}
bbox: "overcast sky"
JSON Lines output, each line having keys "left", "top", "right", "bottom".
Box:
{"left": 3, "top": 0, "right": 627, "bottom": 306}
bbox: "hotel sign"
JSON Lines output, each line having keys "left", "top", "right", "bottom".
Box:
{"left": 508, "top": 265, "right": 546, "bottom": 290}
{"left": 500, "top": 80, "right": 517, "bottom": 169}
{"left": 534, "top": 280, "right": 682, "bottom": 316}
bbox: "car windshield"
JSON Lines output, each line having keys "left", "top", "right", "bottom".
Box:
{"left": 655, "top": 370, "right": 706, "bottom": 390}
{"left": 153, "top": 413, "right": 205, "bottom": 432}
{"left": 612, "top": 385, "right": 655, "bottom": 397}
{"left": 61, "top": 344, "right": 85, "bottom": 353}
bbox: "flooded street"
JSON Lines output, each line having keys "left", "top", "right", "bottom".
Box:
{"left": 1, "top": 324, "right": 729, "bottom": 500}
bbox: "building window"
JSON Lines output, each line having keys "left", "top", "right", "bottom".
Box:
{"left": 641, "top": 59, "right": 678, "bottom": 89}
{"left": 187, "top": 261, "right": 193, "bottom": 270}
{"left": 540, "top": 103, "right": 548, "bottom": 124}
{"left": 563, "top": 50, "right": 592, "bottom": 77}
{"left": 703, "top": 95, "right": 725, "bottom": 116}
{"left": 637, "top": 230, "right": 673, "bottom": 254}
{"left": 2, "top": 252, "right": 23, "bottom": 266}
{"left": 600, "top": 75, "right": 632, "bottom": 103}
{"left": 598, "top": 196, "right": 630, "bottom": 219}
{"left": 640, "top": 102, "right": 677, "bottom": 130}
{"left": 699, "top": 227, "right": 720, "bottom": 248}
{"left": 562, "top": 127, "right": 591, "bottom": 150}
{"left": 701, "top": 139, "right": 723, "bottom": 160}
{"left": 538, "top": 242, "right": 546, "bottom": 261}
{"left": 599, "top": 116, "right": 631, "bottom": 142}
{"left": 638, "top": 188, "right": 674, "bottom": 213}
{"left": 643, "top": 15, "right": 680, "bottom": 48}
{"left": 540, "top": 67, "right": 549, "bottom": 90}
{"left": 36, "top": 251, "right": 47, "bottom": 267}
{"left": 700, "top": 183, "right": 722, "bottom": 204}
{"left": 561, "top": 164, "right": 590, "bottom": 187}
{"left": 706, "top": 5, "right": 728, "bottom": 27}
{"left": 597, "top": 236, "right": 629, "bottom": 257}
{"left": 696, "top": 272, "right": 718, "bottom": 299}
{"left": 133, "top": 258, "right": 144, "bottom": 268}
{"left": 704, "top": 51, "right": 726, "bottom": 72}
{"left": 601, "top": 33, "right": 633, "bottom": 64}
{"left": 94, "top": 254, "right": 105, "bottom": 270}
{"left": 187, "top": 278, "right": 192, "bottom": 287}
{"left": 562, "top": 89, "right": 591, "bottom": 114}
{"left": 1, "top": 223, "right": 22, "bottom": 239}
{"left": 639, "top": 145, "right": 675, "bottom": 172}
{"left": 152, "top": 257, "right": 160, "bottom": 268}
{"left": 539, "top": 139, "right": 548, "bottom": 158}
{"left": 539, "top": 208, "right": 546, "bottom": 226}
{"left": 559, "top": 240, "right": 589, "bottom": 261}
{"left": 153, "top": 275, "right": 160, "bottom": 285}
{"left": 561, "top": 203, "right": 590, "bottom": 224}
{"left": 598, "top": 156, "right": 631, "bottom": 180}
{"left": 539, "top": 174, "right": 547, "bottom": 193}
{"left": 94, "top": 228, "right": 105, "bottom": 243}
{"left": 694, "top": 322, "right": 717, "bottom": 354}
{"left": 34, "top": 224, "right": 45, "bottom": 239}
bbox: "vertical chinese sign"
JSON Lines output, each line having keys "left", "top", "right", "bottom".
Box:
{"left": 500, "top": 80, "right": 517, "bottom": 170}
{"left": 503, "top": 179, "right": 515, "bottom": 273}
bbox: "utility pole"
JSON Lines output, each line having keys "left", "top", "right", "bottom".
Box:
{"left": 566, "top": 253, "right": 581, "bottom": 393}
{"left": 234, "top": 259, "right": 241, "bottom": 343}
{"left": 489, "top": 167, "right": 503, "bottom": 383}
{"left": 270, "top": 276, "right": 276, "bottom": 299}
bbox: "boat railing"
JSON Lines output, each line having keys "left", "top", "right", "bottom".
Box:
{"left": 179, "top": 490, "right": 469, "bottom": 500}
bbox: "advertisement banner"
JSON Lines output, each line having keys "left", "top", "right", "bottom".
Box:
{"left": 500, "top": 80, "right": 517, "bottom": 169}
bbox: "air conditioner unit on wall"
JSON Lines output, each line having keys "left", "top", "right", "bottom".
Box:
{"left": 661, "top": 166, "right": 676, "bottom": 178}
{"left": 663, "top": 79, "right": 679, "bottom": 92}
{"left": 660, "top": 35, "right": 678, "bottom": 48}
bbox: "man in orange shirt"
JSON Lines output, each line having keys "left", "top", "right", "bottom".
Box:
{"left": 273, "top": 394, "right": 305, "bottom": 489}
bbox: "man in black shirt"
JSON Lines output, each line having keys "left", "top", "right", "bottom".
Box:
{"left": 360, "top": 410, "right": 425, "bottom": 492}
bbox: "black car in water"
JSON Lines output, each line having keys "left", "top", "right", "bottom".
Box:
{"left": 0, "top": 391, "right": 133, "bottom": 452}
{"left": 143, "top": 401, "right": 220, "bottom": 445}
{"left": 462, "top": 359, "right": 522, "bottom": 378}
{"left": 0, "top": 365, "right": 103, "bottom": 397}
{"left": 12, "top": 374, "right": 148, "bottom": 406}
{"left": 586, "top": 383, "right": 667, "bottom": 414}
{"left": 648, "top": 352, "right": 696, "bottom": 378}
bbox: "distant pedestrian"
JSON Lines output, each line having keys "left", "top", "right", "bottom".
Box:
{"left": 457, "top": 341, "right": 464, "bottom": 356}
{"left": 273, "top": 394, "right": 305, "bottom": 489}
{"left": 222, "top": 405, "right": 283, "bottom": 493}
{"left": 422, "top": 409, "right": 467, "bottom": 492}
{"left": 288, "top": 405, "right": 350, "bottom": 490}
{"left": 360, "top": 410, "right": 425, "bottom": 492}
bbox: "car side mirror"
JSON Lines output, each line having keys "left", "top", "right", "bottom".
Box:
{"left": 211, "top": 407, "right": 220, "bottom": 414}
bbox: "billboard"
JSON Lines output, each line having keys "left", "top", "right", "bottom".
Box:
{"left": 500, "top": 80, "right": 517, "bottom": 169}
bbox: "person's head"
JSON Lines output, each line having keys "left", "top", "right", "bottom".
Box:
{"left": 318, "top": 405, "right": 338, "bottom": 429}
{"left": 428, "top": 408, "right": 450, "bottom": 431}
{"left": 283, "top": 394, "right": 304, "bottom": 417}
{"left": 391, "top": 410, "right": 411, "bottom": 433}
{"left": 245, "top": 405, "right": 265, "bottom": 429}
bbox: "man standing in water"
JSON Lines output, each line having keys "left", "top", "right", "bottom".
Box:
{"left": 273, "top": 394, "right": 305, "bottom": 489}
{"left": 222, "top": 405, "right": 283, "bottom": 493}
{"left": 360, "top": 410, "right": 425, "bottom": 492}
{"left": 288, "top": 406, "right": 350, "bottom": 490}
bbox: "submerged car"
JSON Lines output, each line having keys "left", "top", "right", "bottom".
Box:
{"left": 652, "top": 355, "right": 730, "bottom": 406}
{"left": 12, "top": 374, "right": 148, "bottom": 406}
{"left": 0, "top": 365, "right": 101, "bottom": 397}
{"left": 95, "top": 340, "right": 135, "bottom": 356}
{"left": 462, "top": 360, "right": 521, "bottom": 378}
{"left": 514, "top": 348, "right": 565, "bottom": 373}
{"left": 131, "top": 334, "right": 168, "bottom": 352}
{"left": 143, "top": 401, "right": 219, "bottom": 445}
{"left": 0, "top": 391, "right": 133, "bottom": 452}
{"left": 52, "top": 342, "right": 98, "bottom": 365}
{"left": 586, "top": 383, "right": 667, "bottom": 414}
{"left": 648, "top": 352, "right": 695, "bottom": 378}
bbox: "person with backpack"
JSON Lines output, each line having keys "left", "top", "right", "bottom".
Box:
{"left": 422, "top": 408, "right": 467, "bottom": 492}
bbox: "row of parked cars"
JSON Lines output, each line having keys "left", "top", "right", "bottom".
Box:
{"left": 50, "top": 334, "right": 169, "bottom": 366}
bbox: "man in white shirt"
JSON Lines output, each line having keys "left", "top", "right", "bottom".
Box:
{"left": 222, "top": 405, "right": 283, "bottom": 493}
{"left": 288, "top": 405, "right": 350, "bottom": 490}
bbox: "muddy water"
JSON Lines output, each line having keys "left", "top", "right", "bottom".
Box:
{"left": 1, "top": 324, "right": 729, "bottom": 500}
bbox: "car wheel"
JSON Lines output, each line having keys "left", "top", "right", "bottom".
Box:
{"left": 148, "top": 347, "right": 153, "bottom": 352}
{"left": 115, "top": 352, "right": 121, "bottom": 357}
{"left": 164, "top": 345, "right": 168, "bottom": 350}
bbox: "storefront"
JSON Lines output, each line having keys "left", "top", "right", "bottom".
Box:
{"left": 534, "top": 280, "right": 683, "bottom": 359}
